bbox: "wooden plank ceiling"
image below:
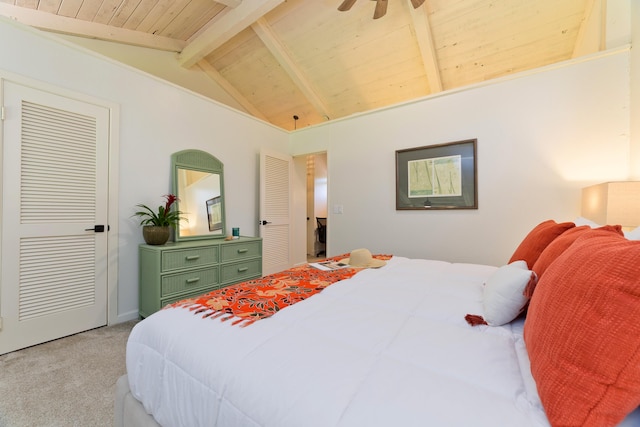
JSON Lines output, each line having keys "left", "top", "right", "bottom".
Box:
{"left": 0, "top": 0, "right": 594, "bottom": 131}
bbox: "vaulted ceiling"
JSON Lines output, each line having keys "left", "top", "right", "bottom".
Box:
{"left": 0, "top": 0, "right": 597, "bottom": 131}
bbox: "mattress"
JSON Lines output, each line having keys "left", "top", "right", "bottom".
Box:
{"left": 125, "top": 256, "right": 640, "bottom": 426}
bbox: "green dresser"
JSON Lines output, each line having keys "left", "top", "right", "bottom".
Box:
{"left": 138, "top": 236, "right": 262, "bottom": 318}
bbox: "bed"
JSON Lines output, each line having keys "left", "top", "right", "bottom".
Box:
{"left": 115, "top": 221, "right": 640, "bottom": 427}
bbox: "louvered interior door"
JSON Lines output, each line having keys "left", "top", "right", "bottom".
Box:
{"left": 260, "top": 150, "right": 292, "bottom": 275}
{"left": 0, "top": 81, "right": 109, "bottom": 355}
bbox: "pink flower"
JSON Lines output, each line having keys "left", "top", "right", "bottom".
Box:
{"left": 164, "top": 194, "right": 178, "bottom": 211}
{"left": 134, "top": 194, "right": 185, "bottom": 228}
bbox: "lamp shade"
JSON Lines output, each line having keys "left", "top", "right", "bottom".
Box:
{"left": 581, "top": 181, "right": 640, "bottom": 228}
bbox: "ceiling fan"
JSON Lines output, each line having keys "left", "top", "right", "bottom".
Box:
{"left": 338, "top": 0, "right": 425, "bottom": 19}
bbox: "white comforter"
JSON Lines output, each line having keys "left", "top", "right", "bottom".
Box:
{"left": 127, "top": 257, "right": 544, "bottom": 426}
{"left": 125, "top": 257, "right": 640, "bottom": 426}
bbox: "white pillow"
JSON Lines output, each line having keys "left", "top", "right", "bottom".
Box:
{"left": 625, "top": 226, "right": 640, "bottom": 241}
{"left": 573, "top": 216, "right": 600, "bottom": 228}
{"left": 508, "top": 260, "right": 528, "bottom": 269}
{"left": 482, "top": 261, "right": 537, "bottom": 326}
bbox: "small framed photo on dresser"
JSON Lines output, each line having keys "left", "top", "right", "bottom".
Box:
{"left": 206, "top": 196, "right": 223, "bottom": 231}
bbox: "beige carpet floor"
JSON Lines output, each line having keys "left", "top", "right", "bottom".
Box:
{"left": 0, "top": 320, "right": 138, "bottom": 427}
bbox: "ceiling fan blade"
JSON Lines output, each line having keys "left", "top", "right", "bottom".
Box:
{"left": 338, "top": 0, "right": 357, "bottom": 11}
{"left": 410, "top": 0, "right": 425, "bottom": 8}
{"left": 373, "top": 0, "right": 387, "bottom": 19}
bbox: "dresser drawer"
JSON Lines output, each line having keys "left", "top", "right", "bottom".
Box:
{"left": 161, "top": 266, "right": 219, "bottom": 297}
{"left": 140, "top": 238, "right": 261, "bottom": 318}
{"left": 160, "top": 286, "right": 221, "bottom": 309}
{"left": 220, "top": 259, "right": 262, "bottom": 284}
{"left": 161, "top": 247, "right": 219, "bottom": 272}
{"left": 220, "top": 241, "right": 261, "bottom": 263}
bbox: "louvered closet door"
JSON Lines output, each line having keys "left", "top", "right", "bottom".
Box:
{"left": 260, "top": 150, "right": 293, "bottom": 275}
{"left": 0, "top": 81, "right": 109, "bottom": 355}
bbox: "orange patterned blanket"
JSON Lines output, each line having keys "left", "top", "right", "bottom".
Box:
{"left": 167, "top": 254, "right": 392, "bottom": 327}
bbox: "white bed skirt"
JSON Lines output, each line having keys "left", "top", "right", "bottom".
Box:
{"left": 114, "top": 375, "right": 161, "bottom": 427}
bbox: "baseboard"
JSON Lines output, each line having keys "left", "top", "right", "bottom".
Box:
{"left": 114, "top": 310, "right": 140, "bottom": 324}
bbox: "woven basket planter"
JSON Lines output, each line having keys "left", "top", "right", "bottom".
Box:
{"left": 142, "top": 226, "right": 171, "bottom": 245}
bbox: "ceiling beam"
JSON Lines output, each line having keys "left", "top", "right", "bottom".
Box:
{"left": 250, "top": 17, "right": 332, "bottom": 120}
{"left": 216, "top": 0, "right": 243, "bottom": 8}
{"left": 0, "top": 3, "right": 185, "bottom": 52}
{"left": 197, "top": 60, "right": 269, "bottom": 121}
{"left": 178, "top": 0, "right": 284, "bottom": 69}
{"left": 407, "top": 0, "right": 442, "bottom": 93}
{"left": 572, "top": 0, "right": 603, "bottom": 58}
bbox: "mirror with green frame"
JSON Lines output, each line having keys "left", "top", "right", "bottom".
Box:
{"left": 171, "top": 149, "right": 226, "bottom": 241}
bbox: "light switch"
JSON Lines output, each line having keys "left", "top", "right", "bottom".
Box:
{"left": 333, "top": 204, "right": 344, "bottom": 214}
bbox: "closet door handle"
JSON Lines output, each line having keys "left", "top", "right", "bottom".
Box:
{"left": 85, "top": 225, "right": 107, "bottom": 232}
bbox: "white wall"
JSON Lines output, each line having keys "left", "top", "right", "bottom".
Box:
{"left": 313, "top": 155, "right": 328, "bottom": 219}
{"left": 58, "top": 34, "right": 247, "bottom": 115}
{"left": 0, "top": 18, "right": 289, "bottom": 322}
{"left": 631, "top": 0, "right": 640, "bottom": 178}
{"left": 290, "top": 49, "right": 632, "bottom": 267}
{"left": 0, "top": 12, "right": 636, "bottom": 322}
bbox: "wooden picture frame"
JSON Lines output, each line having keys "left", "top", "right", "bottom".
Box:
{"left": 396, "top": 139, "right": 477, "bottom": 210}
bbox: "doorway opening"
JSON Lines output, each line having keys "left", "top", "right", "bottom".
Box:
{"left": 305, "top": 153, "right": 327, "bottom": 262}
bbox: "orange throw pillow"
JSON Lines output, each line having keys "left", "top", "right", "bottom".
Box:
{"left": 508, "top": 220, "right": 575, "bottom": 268}
{"left": 531, "top": 224, "right": 623, "bottom": 278}
{"left": 524, "top": 229, "right": 640, "bottom": 426}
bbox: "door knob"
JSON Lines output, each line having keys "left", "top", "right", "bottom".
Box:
{"left": 260, "top": 220, "right": 272, "bottom": 225}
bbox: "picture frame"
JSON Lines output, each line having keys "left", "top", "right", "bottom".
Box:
{"left": 395, "top": 139, "right": 477, "bottom": 210}
{"left": 206, "top": 196, "right": 223, "bottom": 231}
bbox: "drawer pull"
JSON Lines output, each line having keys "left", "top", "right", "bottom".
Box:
{"left": 237, "top": 267, "right": 248, "bottom": 272}
{"left": 185, "top": 277, "right": 200, "bottom": 284}
{"left": 237, "top": 248, "right": 249, "bottom": 254}
{"left": 185, "top": 255, "right": 201, "bottom": 261}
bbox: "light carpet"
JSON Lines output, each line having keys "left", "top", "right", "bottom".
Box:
{"left": 0, "top": 320, "right": 138, "bottom": 427}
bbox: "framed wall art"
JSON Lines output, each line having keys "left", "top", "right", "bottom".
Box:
{"left": 396, "top": 139, "right": 477, "bottom": 210}
{"left": 206, "top": 196, "right": 223, "bottom": 231}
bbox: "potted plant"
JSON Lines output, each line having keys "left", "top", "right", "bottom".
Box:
{"left": 134, "top": 194, "right": 186, "bottom": 245}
